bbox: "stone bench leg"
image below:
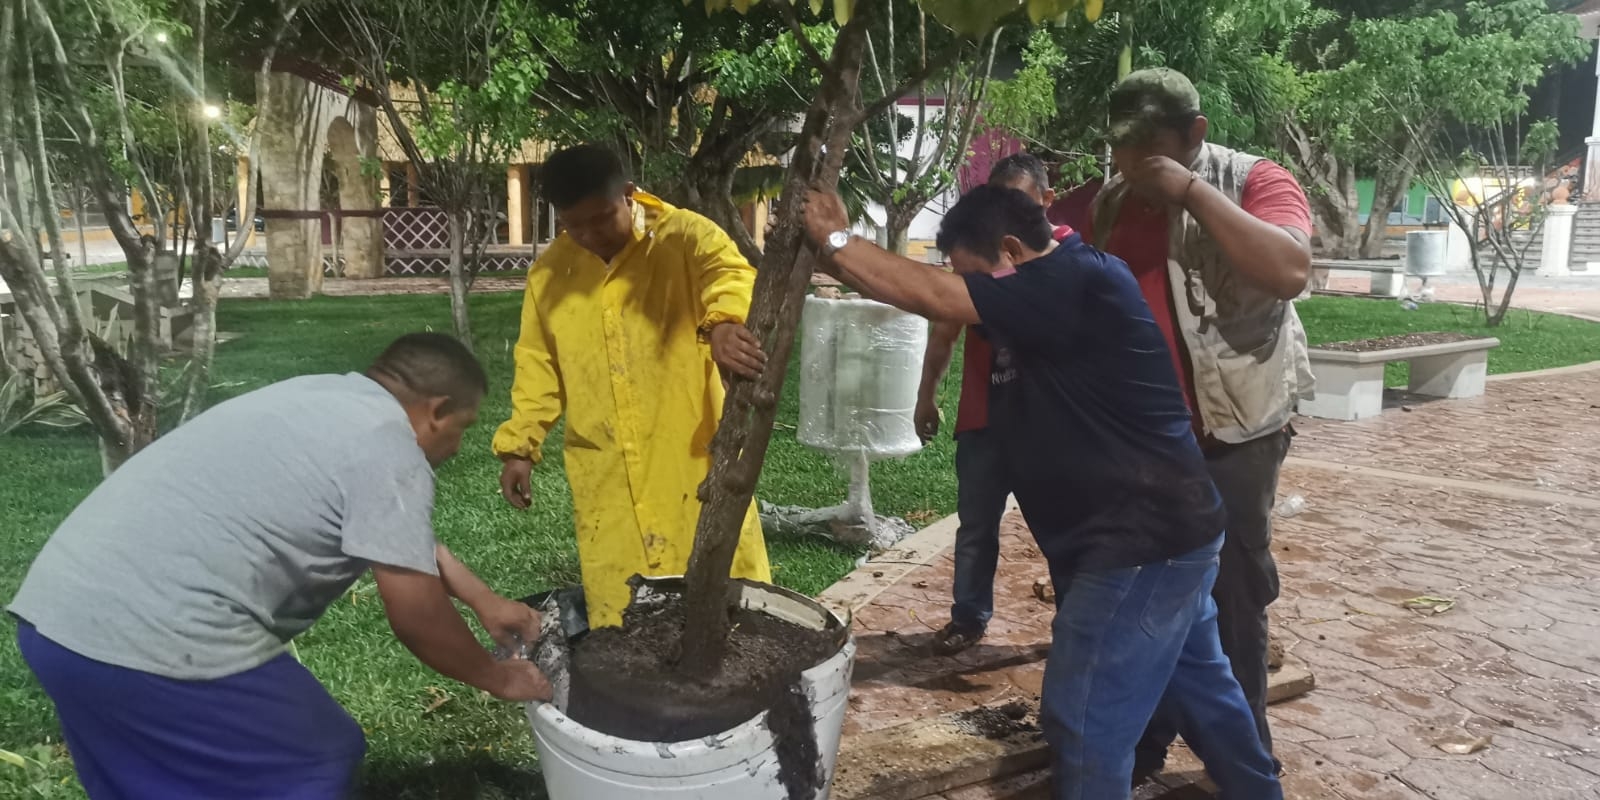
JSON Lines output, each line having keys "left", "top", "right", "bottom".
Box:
{"left": 1299, "top": 361, "right": 1387, "bottom": 421}
{"left": 1369, "top": 271, "right": 1403, "bottom": 298}
{"left": 1408, "top": 350, "right": 1489, "bottom": 399}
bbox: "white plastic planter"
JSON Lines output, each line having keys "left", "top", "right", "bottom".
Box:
{"left": 528, "top": 580, "right": 857, "bottom": 800}
{"left": 797, "top": 295, "right": 928, "bottom": 460}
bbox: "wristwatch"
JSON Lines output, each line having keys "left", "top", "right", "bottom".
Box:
{"left": 823, "top": 230, "right": 852, "bottom": 257}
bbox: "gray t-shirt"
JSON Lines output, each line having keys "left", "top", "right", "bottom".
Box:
{"left": 9, "top": 373, "right": 439, "bottom": 680}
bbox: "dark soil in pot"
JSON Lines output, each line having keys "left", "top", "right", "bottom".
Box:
{"left": 566, "top": 592, "right": 842, "bottom": 800}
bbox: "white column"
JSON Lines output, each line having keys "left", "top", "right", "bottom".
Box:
{"left": 506, "top": 165, "right": 526, "bottom": 246}
{"left": 1538, "top": 203, "right": 1577, "bottom": 277}
{"left": 1585, "top": 40, "right": 1600, "bottom": 199}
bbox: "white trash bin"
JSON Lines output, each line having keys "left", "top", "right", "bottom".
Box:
{"left": 1406, "top": 230, "right": 1448, "bottom": 277}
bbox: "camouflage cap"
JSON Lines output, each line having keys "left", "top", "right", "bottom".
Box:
{"left": 1106, "top": 68, "right": 1202, "bottom": 146}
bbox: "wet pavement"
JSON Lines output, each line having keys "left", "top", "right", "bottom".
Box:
{"left": 834, "top": 365, "right": 1600, "bottom": 799}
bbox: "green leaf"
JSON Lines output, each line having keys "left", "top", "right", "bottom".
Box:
{"left": 921, "top": 0, "right": 1081, "bottom": 35}
{"left": 0, "top": 749, "right": 26, "bottom": 769}
{"left": 919, "top": 0, "right": 1023, "bottom": 35}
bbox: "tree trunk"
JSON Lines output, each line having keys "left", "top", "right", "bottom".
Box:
{"left": 1358, "top": 163, "right": 1413, "bottom": 259}
{"left": 687, "top": 168, "right": 764, "bottom": 265}
{"left": 884, "top": 203, "right": 918, "bottom": 256}
{"left": 179, "top": 243, "right": 223, "bottom": 423}
{"left": 1307, "top": 164, "right": 1360, "bottom": 260}
{"left": 446, "top": 211, "right": 474, "bottom": 349}
{"left": 677, "top": 4, "right": 874, "bottom": 676}
{"left": 682, "top": 121, "right": 773, "bottom": 266}
{"left": 1278, "top": 119, "right": 1360, "bottom": 259}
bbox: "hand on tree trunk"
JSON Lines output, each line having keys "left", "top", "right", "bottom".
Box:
{"left": 708, "top": 322, "right": 765, "bottom": 380}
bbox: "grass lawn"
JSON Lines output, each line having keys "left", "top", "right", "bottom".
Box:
{"left": 1, "top": 289, "right": 1597, "bottom": 798}
{"left": 0, "top": 290, "right": 961, "bottom": 799}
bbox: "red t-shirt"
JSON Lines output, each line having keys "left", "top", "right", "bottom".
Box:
{"left": 1080, "top": 161, "right": 1313, "bottom": 433}
{"left": 954, "top": 224, "right": 1075, "bottom": 434}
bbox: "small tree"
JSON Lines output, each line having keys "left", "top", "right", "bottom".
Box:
{"left": 1403, "top": 112, "right": 1560, "bottom": 327}
{"left": 850, "top": 0, "right": 998, "bottom": 254}
{"left": 0, "top": 0, "right": 296, "bottom": 471}
{"left": 678, "top": 0, "right": 1091, "bottom": 675}
{"left": 331, "top": 0, "right": 545, "bottom": 348}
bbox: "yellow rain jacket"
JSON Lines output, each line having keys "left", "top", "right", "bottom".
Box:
{"left": 492, "top": 191, "right": 771, "bottom": 628}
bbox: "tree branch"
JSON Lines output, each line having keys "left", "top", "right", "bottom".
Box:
{"left": 852, "top": 44, "right": 963, "bottom": 128}
{"left": 771, "top": 0, "right": 835, "bottom": 80}
{"left": 20, "top": 28, "right": 87, "bottom": 355}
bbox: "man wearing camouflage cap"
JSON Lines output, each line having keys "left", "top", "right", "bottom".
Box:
{"left": 1081, "top": 67, "right": 1315, "bottom": 781}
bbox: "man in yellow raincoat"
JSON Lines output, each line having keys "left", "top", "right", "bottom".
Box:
{"left": 493, "top": 144, "right": 771, "bottom": 628}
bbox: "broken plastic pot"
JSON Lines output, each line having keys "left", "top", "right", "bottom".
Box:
{"left": 526, "top": 576, "right": 857, "bottom": 800}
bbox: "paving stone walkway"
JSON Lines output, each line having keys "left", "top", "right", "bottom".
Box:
{"left": 835, "top": 365, "right": 1600, "bottom": 799}
{"left": 1320, "top": 273, "right": 1600, "bottom": 321}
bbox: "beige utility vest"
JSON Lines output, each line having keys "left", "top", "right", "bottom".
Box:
{"left": 1091, "top": 142, "right": 1315, "bottom": 445}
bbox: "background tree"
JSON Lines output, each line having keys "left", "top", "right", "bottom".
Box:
{"left": 985, "top": 0, "right": 1297, "bottom": 185}
{"left": 850, "top": 0, "right": 1000, "bottom": 254}
{"left": 329, "top": 0, "right": 546, "bottom": 348}
{"left": 1275, "top": 0, "right": 1584, "bottom": 257}
{"left": 1405, "top": 115, "right": 1561, "bottom": 326}
{"left": 0, "top": 0, "right": 295, "bottom": 471}
{"left": 520, "top": 0, "right": 823, "bottom": 262}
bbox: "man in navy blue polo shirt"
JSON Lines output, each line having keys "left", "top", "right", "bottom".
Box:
{"left": 803, "top": 185, "right": 1281, "bottom": 799}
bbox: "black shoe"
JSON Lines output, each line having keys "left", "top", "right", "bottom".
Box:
{"left": 1131, "top": 751, "right": 1166, "bottom": 788}
{"left": 931, "top": 621, "right": 985, "bottom": 656}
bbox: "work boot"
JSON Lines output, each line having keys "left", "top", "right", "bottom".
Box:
{"left": 931, "top": 620, "right": 985, "bottom": 656}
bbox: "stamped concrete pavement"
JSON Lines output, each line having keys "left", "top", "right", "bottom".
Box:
{"left": 833, "top": 364, "right": 1600, "bottom": 799}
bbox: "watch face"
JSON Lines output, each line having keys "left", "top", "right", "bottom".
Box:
{"left": 828, "top": 231, "right": 851, "bottom": 250}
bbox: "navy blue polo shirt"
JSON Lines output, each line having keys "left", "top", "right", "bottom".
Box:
{"left": 961, "top": 232, "right": 1225, "bottom": 572}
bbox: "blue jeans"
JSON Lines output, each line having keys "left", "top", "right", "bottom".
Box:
{"left": 1041, "top": 535, "right": 1282, "bottom": 800}
{"left": 1140, "top": 430, "right": 1292, "bottom": 773}
{"left": 950, "top": 428, "right": 1010, "bottom": 628}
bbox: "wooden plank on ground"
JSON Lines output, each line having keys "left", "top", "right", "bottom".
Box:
{"left": 832, "top": 700, "right": 1048, "bottom": 800}
{"left": 839, "top": 661, "right": 1316, "bottom": 800}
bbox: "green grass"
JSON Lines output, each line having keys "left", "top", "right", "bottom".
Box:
{"left": 2, "top": 291, "right": 1597, "bottom": 798}
{"left": 1295, "top": 295, "right": 1600, "bottom": 386}
{"left": 67, "top": 264, "right": 530, "bottom": 281}
{"left": 0, "top": 290, "right": 961, "bottom": 799}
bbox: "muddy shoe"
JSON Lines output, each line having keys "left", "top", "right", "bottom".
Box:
{"left": 931, "top": 621, "right": 985, "bottom": 656}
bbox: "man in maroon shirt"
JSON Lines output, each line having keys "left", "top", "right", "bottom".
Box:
{"left": 1078, "top": 69, "right": 1314, "bottom": 781}
{"left": 914, "top": 152, "right": 1071, "bottom": 655}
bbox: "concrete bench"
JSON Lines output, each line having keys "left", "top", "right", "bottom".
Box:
{"left": 1300, "top": 334, "right": 1500, "bottom": 421}
{"left": 1313, "top": 260, "right": 1406, "bottom": 297}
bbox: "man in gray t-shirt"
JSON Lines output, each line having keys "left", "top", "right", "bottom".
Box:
{"left": 10, "top": 333, "right": 550, "bottom": 799}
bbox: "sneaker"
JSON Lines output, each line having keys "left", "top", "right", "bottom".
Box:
{"left": 931, "top": 621, "right": 985, "bottom": 656}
